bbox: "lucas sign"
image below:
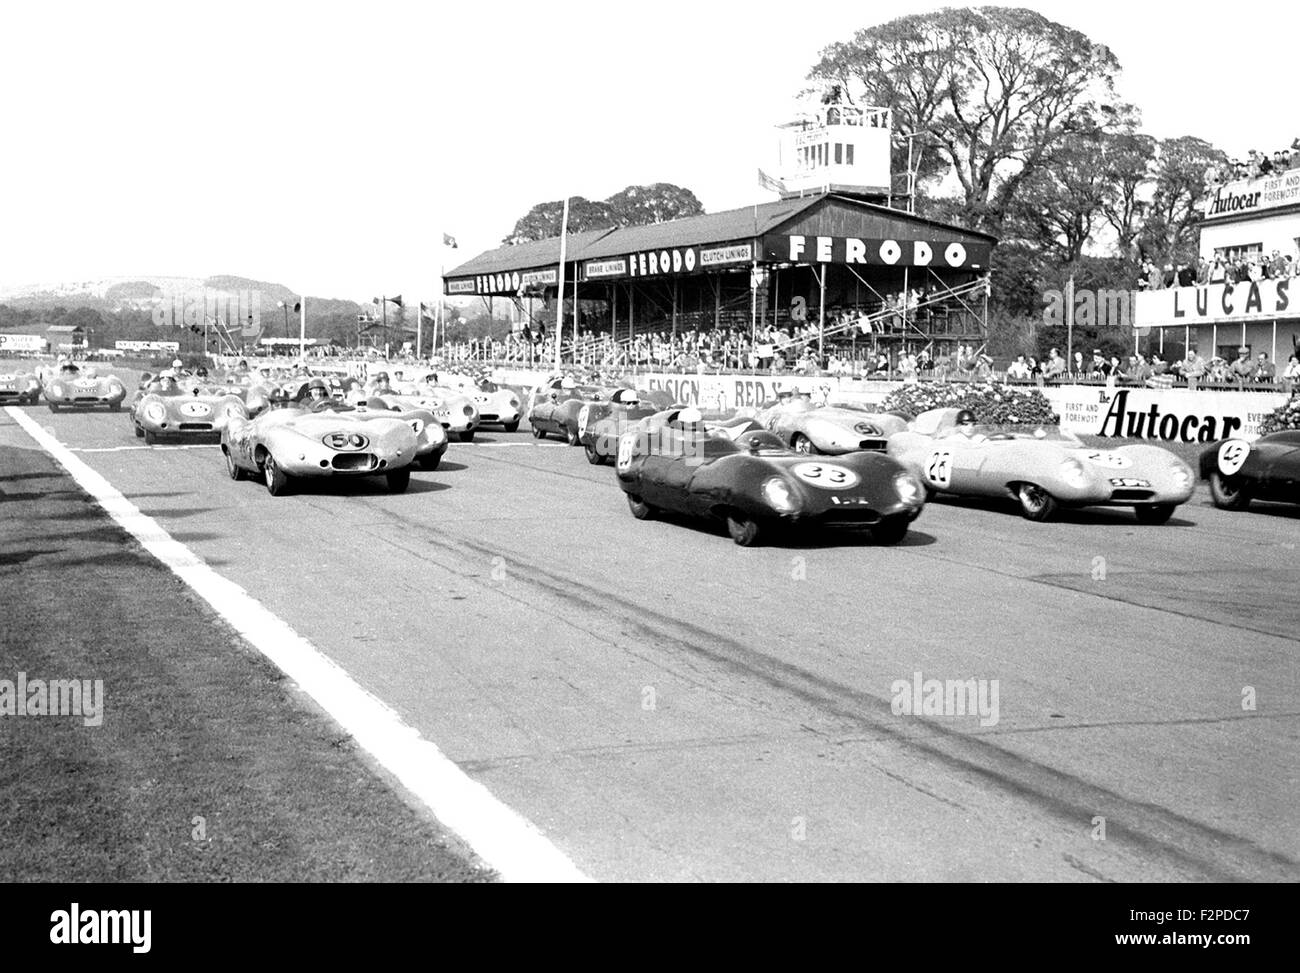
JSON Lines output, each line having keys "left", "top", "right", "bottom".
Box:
{"left": 763, "top": 234, "right": 990, "bottom": 269}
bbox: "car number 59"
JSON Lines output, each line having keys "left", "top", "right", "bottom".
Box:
{"left": 926, "top": 450, "right": 952, "bottom": 488}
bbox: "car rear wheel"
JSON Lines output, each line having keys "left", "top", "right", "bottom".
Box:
{"left": 224, "top": 449, "right": 246, "bottom": 481}
{"left": 792, "top": 433, "right": 817, "bottom": 455}
{"left": 502, "top": 420, "right": 519, "bottom": 433}
{"left": 1016, "top": 483, "right": 1058, "bottom": 521}
{"left": 726, "top": 513, "right": 762, "bottom": 547}
{"left": 1208, "top": 472, "right": 1252, "bottom": 510}
{"left": 626, "top": 494, "right": 655, "bottom": 520}
{"left": 144, "top": 430, "right": 158, "bottom": 446}
{"left": 386, "top": 468, "right": 411, "bottom": 493}
{"left": 584, "top": 442, "right": 605, "bottom": 465}
{"left": 1134, "top": 503, "right": 1176, "bottom": 525}
{"left": 263, "top": 455, "right": 291, "bottom": 496}
{"left": 872, "top": 516, "right": 910, "bottom": 545}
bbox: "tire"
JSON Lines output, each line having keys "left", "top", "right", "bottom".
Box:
{"left": 1134, "top": 503, "right": 1176, "bottom": 525}
{"left": 263, "top": 455, "right": 291, "bottom": 496}
{"left": 1208, "top": 471, "right": 1252, "bottom": 510}
{"left": 48, "top": 403, "right": 59, "bottom": 413}
{"left": 923, "top": 484, "right": 937, "bottom": 502}
{"left": 224, "top": 448, "right": 246, "bottom": 481}
{"left": 726, "top": 512, "right": 762, "bottom": 547}
{"left": 872, "top": 516, "right": 910, "bottom": 545}
{"left": 626, "top": 494, "right": 655, "bottom": 520}
{"left": 502, "top": 420, "right": 519, "bottom": 433}
{"left": 792, "top": 433, "right": 817, "bottom": 455}
{"left": 531, "top": 425, "right": 546, "bottom": 439}
{"left": 584, "top": 442, "right": 605, "bottom": 465}
{"left": 386, "top": 468, "right": 411, "bottom": 493}
{"left": 458, "top": 430, "right": 475, "bottom": 443}
{"left": 565, "top": 425, "right": 580, "bottom": 446}
{"left": 144, "top": 430, "right": 158, "bottom": 446}
{"left": 1016, "top": 482, "right": 1058, "bottom": 521}
{"left": 134, "top": 424, "right": 144, "bottom": 439}
{"left": 418, "top": 453, "right": 441, "bottom": 471}
{"left": 108, "top": 403, "right": 121, "bottom": 412}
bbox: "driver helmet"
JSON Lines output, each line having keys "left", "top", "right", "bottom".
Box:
{"left": 305, "top": 377, "right": 330, "bottom": 400}
{"left": 955, "top": 409, "right": 978, "bottom": 433}
{"left": 613, "top": 389, "right": 640, "bottom": 406}
{"left": 267, "top": 388, "right": 291, "bottom": 408}
{"left": 560, "top": 376, "right": 577, "bottom": 390}
{"left": 195, "top": 366, "right": 209, "bottom": 379}
{"left": 81, "top": 366, "right": 98, "bottom": 379}
{"left": 171, "top": 359, "right": 184, "bottom": 370}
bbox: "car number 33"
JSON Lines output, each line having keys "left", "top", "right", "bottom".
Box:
{"left": 791, "top": 463, "right": 859, "bottom": 489}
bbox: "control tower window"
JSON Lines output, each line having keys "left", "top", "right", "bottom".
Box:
{"left": 834, "top": 143, "right": 843, "bottom": 164}
{"left": 846, "top": 144, "right": 855, "bottom": 165}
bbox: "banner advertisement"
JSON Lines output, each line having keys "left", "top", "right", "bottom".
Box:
{"left": 763, "top": 234, "right": 991, "bottom": 270}
{"left": 0, "top": 334, "right": 48, "bottom": 352}
{"left": 115, "top": 340, "right": 180, "bottom": 353}
{"left": 1133, "top": 278, "right": 1292, "bottom": 327}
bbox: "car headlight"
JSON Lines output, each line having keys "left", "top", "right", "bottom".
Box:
{"left": 109, "top": 382, "right": 123, "bottom": 394}
{"left": 27, "top": 379, "right": 40, "bottom": 391}
{"left": 762, "top": 477, "right": 799, "bottom": 513}
{"left": 463, "top": 405, "right": 474, "bottom": 417}
{"left": 1170, "top": 462, "right": 1192, "bottom": 488}
{"left": 51, "top": 383, "right": 64, "bottom": 396}
{"left": 894, "top": 471, "right": 923, "bottom": 506}
{"left": 509, "top": 395, "right": 519, "bottom": 408}
{"left": 1060, "top": 458, "right": 1087, "bottom": 488}
{"left": 145, "top": 402, "right": 166, "bottom": 422}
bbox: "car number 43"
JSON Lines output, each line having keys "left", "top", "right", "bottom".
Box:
{"left": 925, "top": 450, "right": 952, "bottom": 488}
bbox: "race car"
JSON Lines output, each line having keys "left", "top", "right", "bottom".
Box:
{"left": 439, "top": 374, "right": 522, "bottom": 431}
{"left": 1200, "top": 431, "right": 1300, "bottom": 510}
{"left": 41, "top": 364, "right": 127, "bottom": 412}
{"left": 615, "top": 407, "right": 926, "bottom": 546}
{"left": 757, "top": 394, "right": 908, "bottom": 454}
{"left": 577, "top": 389, "right": 662, "bottom": 464}
{"left": 221, "top": 398, "right": 420, "bottom": 496}
{"left": 0, "top": 368, "right": 42, "bottom": 405}
{"left": 352, "top": 381, "right": 480, "bottom": 442}
{"left": 887, "top": 407, "right": 1195, "bottom": 523}
{"left": 129, "top": 382, "right": 248, "bottom": 444}
{"left": 528, "top": 379, "right": 611, "bottom": 444}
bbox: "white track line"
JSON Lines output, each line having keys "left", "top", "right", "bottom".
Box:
{"left": 6, "top": 406, "right": 589, "bottom": 883}
{"left": 69, "top": 444, "right": 220, "bottom": 453}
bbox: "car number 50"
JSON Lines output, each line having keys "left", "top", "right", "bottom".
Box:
{"left": 926, "top": 450, "right": 952, "bottom": 488}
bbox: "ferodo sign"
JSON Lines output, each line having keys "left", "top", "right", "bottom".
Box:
{"left": 764, "top": 234, "right": 991, "bottom": 269}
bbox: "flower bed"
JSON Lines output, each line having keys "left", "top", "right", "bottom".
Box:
{"left": 880, "top": 381, "right": 1059, "bottom": 425}
{"left": 1257, "top": 390, "right": 1300, "bottom": 434}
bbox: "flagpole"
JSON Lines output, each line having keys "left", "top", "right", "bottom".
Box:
{"left": 554, "top": 196, "right": 569, "bottom": 374}
{"left": 435, "top": 261, "right": 444, "bottom": 359}
{"left": 299, "top": 296, "right": 306, "bottom": 361}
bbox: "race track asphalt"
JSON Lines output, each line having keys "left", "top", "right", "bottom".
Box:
{"left": 7, "top": 403, "right": 1299, "bottom": 882}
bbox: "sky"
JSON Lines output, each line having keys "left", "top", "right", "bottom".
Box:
{"left": 2, "top": 0, "right": 1296, "bottom": 306}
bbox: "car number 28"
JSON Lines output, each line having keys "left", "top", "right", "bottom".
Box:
{"left": 925, "top": 450, "right": 952, "bottom": 488}
{"left": 791, "top": 463, "right": 859, "bottom": 489}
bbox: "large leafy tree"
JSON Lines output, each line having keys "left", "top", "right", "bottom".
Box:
{"left": 502, "top": 182, "right": 703, "bottom": 244}
{"left": 1138, "top": 136, "right": 1226, "bottom": 266}
{"left": 1003, "top": 132, "right": 1109, "bottom": 264}
{"left": 808, "top": 6, "right": 1124, "bottom": 232}
{"left": 1099, "top": 132, "right": 1157, "bottom": 262}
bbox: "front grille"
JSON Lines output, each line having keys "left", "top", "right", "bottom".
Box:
{"left": 331, "top": 452, "right": 377, "bottom": 471}
{"left": 1110, "top": 489, "right": 1155, "bottom": 502}
{"left": 179, "top": 423, "right": 213, "bottom": 431}
{"left": 816, "top": 508, "right": 882, "bottom": 526}
{"left": 73, "top": 396, "right": 98, "bottom": 402}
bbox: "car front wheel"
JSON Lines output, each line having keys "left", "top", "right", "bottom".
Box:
{"left": 531, "top": 425, "right": 546, "bottom": 439}
{"left": 726, "top": 513, "right": 762, "bottom": 546}
{"left": 264, "top": 455, "right": 291, "bottom": 496}
{"left": 872, "top": 516, "right": 910, "bottom": 545}
{"left": 458, "top": 430, "right": 475, "bottom": 443}
{"left": 1016, "top": 483, "right": 1058, "bottom": 521}
{"left": 225, "top": 449, "right": 247, "bottom": 481}
{"left": 502, "top": 420, "right": 519, "bottom": 433}
{"left": 627, "top": 494, "right": 655, "bottom": 520}
{"left": 386, "top": 468, "right": 411, "bottom": 493}
{"left": 418, "top": 453, "right": 441, "bottom": 471}
{"left": 1208, "top": 471, "right": 1251, "bottom": 510}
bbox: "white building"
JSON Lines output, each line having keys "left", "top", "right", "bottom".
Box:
{"left": 1134, "top": 163, "right": 1300, "bottom": 368}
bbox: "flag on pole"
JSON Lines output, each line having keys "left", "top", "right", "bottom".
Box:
{"left": 757, "top": 168, "right": 786, "bottom": 194}
{"left": 419, "top": 302, "right": 436, "bottom": 321}
{"left": 443, "top": 233, "right": 458, "bottom": 248}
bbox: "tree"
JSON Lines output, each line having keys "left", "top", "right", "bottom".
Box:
{"left": 1099, "top": 132, "right": 1157, "bottom": 262}
{"left": 807, "top": 6, "right": 1124, "bottom": 232}
{"left": 604, "top": 183, "right": 703, "bottom": 226}
{"left": 1003, "top": 132, "right": 1109, "bottom": 264}
{"left": 502, "top": 183, "right": 704, "bottom": 244}
{"left": 1138, "top": 136, "right": 1226, "bottom": 266}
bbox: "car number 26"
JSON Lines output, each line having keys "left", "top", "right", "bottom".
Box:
{"left": 791, "top": 463, "right": 859, "bottom": 489}
{"left": 925, "top": 450, "right": 952, "bottom": 488}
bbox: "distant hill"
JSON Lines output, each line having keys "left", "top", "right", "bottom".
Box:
{"left": 0, "top": 275, "right": 363, "bottom": 315}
